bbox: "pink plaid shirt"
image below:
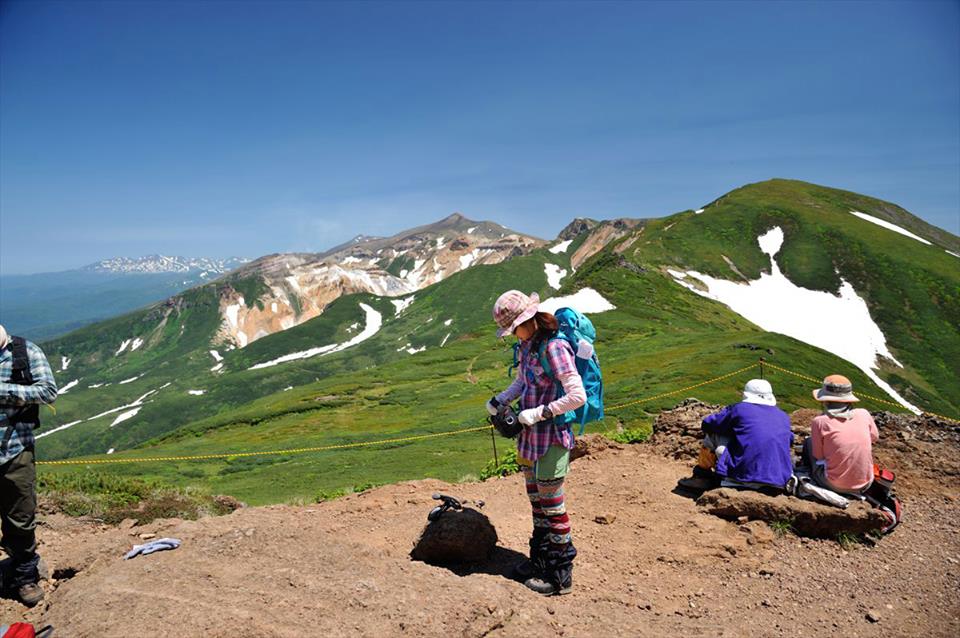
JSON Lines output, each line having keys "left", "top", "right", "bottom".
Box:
{"left": 497, "top": 338, "right": 578, "bottom": 463}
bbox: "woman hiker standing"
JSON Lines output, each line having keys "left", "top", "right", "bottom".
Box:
{"left": 488, "top": 290, "right": 586, "bottom": 596}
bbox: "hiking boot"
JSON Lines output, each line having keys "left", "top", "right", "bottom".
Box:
{"left": 513, "top": 558, "right": 536, "bottom": 580}
{"left": 524, "top": 575, "right": 572, "bottom": 596}
{"left": 18, "top": 582, "right": 44, "bottom": 607}
{"left": 677, "top": 476, "right": 714, "bottom": 492}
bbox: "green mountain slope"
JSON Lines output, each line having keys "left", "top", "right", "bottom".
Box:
{"left": 35, "top": 179, "right": 960, "bottom": 505}
{"left": 628, "top": 178, "right": 959, "bottom": 414}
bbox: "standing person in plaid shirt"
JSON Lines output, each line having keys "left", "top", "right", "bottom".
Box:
{"left": 489, "top": 291, "right": 586, "bottom": 596}
{"left": 0, "top": 325, "right": 58, "bottom": 607}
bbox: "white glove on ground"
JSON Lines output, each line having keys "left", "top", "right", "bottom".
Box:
{"left": 518, "top": 407, "right": 543, "bottom": 427}
{"left": 486, "top": 399, "right": 499, "bottom": 416}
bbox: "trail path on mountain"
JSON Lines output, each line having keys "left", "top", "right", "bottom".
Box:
{"left": 4, "top": 437, "right": 958, "bottom": 637}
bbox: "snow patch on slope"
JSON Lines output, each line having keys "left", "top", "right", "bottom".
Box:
{"left": 115, "top": 339, "right": 132, "bottom": 356}
{"left": 391, "top": 296, "right": 415, "bottom": 315}
{"left": 59, "top": 379, "right": 80, "bottom": 394}
{"left": 459, "top": 249, "right": 481, "bottom": 270}
{"left": 544, "top": 264, "right": 568, "bottom": 290}
{"left": 539, "top": 288, "right": 617, "bottom": 314}
{"left": 60, "top": 356, "right": 71, "bottom": 372}
{"left": 111, "top": 407, "right": 142, "bottom": 427}
{"left": 35, "top": 420, "right": 83, "bottom": 439}
{"left": 249, "top": 303, "right": 383, "bottom": 370}
{"left": 850, "top": 211, "right": 931, "bottom": 245}
{"left": 549, "top": 240, "right": 573, "bottom": 254}
{"left": 668, "top": 226, "right": 921, "bottom": 413}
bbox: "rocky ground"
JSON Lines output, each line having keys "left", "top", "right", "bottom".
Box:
{"left": 1, "top": 406, "right": 958, "bottom": 637}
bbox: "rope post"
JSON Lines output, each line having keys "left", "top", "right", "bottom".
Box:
{"left": 759, "top": 357, "right": 765, "bottom": 380}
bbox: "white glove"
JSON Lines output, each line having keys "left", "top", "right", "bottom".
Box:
{"left": 486, "top": 399, "right": 499, "bottom": 416}
{"left": 518, "top": 407, "right": 543, "bottom": 427}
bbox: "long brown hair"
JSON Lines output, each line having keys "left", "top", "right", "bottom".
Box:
{"left": 530, "top": 311, "right": 559, "bottom": 349}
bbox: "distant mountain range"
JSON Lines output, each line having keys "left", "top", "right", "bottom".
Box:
{"left": 82, "top": 255, "right": 250, "bottom": 275}
{"left": 0, "top": 255, "right": 250, "bottom": 340}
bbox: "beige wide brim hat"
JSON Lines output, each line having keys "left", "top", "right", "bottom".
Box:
{"left": 493, "top": 290, "right": 540, "bottom": 338}
{"left": 812, "top": 374, "right": 860, "bottom": 403}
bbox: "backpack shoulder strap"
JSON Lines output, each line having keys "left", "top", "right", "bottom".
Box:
{"left": 9, "top": 337, "right": 34, "bottom": 385}
{"left": 507, "top": 341, "right": 522, "bottom": 378}
{"left": 537, "top": 338, "right": 559, "bottom": 381}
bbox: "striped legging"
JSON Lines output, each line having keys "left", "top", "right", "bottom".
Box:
{"left": 522, "top": 465, "right": 572, "bottom": 545}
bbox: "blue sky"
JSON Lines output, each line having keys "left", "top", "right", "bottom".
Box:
{"left": 1, "top": 0, "right": 958, "bottom": 273}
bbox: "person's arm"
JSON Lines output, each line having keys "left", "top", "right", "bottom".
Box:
{"left": 867, "top": 413, "right": 879, "bottom": 443}
{"left": 702, "top": 406, "right": 734, "bottom": 436}
{"left": 811, "top": 418, "right": 824, "bottom": 461}
{"left": 0, "top": 342, "right": 58, "bottom": 406}
{"left": 544, "top": 370, "right": 586, "bottom": 417}
{"left": 495, "top": 375, "right": 523, "bottom": 406}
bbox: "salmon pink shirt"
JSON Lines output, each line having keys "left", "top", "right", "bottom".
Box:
{"left": 811, "top": 409, "right": 879, "bottom": 492}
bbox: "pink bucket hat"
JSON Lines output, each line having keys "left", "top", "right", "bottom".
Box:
{"left": 493, "top": 290, "right": 540, "bottom": 337}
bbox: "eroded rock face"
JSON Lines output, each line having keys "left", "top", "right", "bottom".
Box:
{"left": 648, "top": 398, "right": 720, "bottom": 461}
{"left": 410, "top": 508, "right": 498, "bottom": 565}
{"left": 697, "top": 488, "right": 888, "bottom": 538}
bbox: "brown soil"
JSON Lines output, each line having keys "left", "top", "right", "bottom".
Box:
{"left": 2, "top": 433, "right": 958, "bottom": 637}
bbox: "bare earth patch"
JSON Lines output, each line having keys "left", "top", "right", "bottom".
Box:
{"left": 1, "top": 438, "right": 957, "bottom": 636}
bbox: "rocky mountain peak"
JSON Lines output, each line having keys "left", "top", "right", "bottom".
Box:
{"left": 557, "top": 218, "right": 600, "bottom": 241}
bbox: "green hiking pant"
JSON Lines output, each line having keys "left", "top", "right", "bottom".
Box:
{"left": 0, "top": 449, "right": 40, "bottom": 585}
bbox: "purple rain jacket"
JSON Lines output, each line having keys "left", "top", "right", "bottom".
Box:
{"left": 702, "top": 402, "right": 794, "bottom": 488}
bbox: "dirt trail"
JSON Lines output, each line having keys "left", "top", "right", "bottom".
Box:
{"left": 2, "top": 440, "right": 958, "bottom": 637}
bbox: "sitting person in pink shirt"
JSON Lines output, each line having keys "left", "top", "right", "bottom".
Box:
{"left": 803, "top": 375, "right": 879, "bottom": 494}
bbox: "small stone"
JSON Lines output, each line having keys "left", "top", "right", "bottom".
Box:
{"left": 761, "top": 599, "right": 772, "bottom": 607}
{"left": 244, "top": 528, "right": 255, "bottom": 537}
{"left": 119, "top": 518, "right": 138, "bottom": 530}
{"left": 594, "top": 514, "right": 616, "bottom": 525}
{"left": 737, "top": 516, "right": 749, "bottom": 524}
{"left": 866, "top": 611, "right": 880, "bottom": 623}
{"left": 138, "top": 533, "right": 156, "bottom": 540}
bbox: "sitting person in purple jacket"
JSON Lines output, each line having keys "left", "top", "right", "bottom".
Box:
{"left": 677, "top": 379, "right": 794, "bottom": 493}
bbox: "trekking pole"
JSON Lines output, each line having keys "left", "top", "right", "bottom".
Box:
{"left": 759, "top": 357, "right": 765, "bottom": 380}
{"left": 490, "top": 424, "right": 499, "bottom": 468}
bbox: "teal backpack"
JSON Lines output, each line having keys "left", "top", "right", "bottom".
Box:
{"left": 510, "top": 307, "right": 604, "bottom": 434}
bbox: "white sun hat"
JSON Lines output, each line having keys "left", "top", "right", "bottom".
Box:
{"left": 742, "top": 378, "right": 776, "bottom": 406}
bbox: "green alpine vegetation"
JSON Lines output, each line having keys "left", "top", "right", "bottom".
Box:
{"left": 33, "top": 179, "right": 960, "bottom": 506}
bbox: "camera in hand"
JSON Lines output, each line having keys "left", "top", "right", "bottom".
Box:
{"left": 488, "top": 397, "right": 523, "bottom": 438}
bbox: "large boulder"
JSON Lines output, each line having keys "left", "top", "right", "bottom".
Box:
{"left": 410, "top": 508, "right": 498, "bottom": 565}
{"left": 696, "top": 488, "right": 889, "bottom": 537}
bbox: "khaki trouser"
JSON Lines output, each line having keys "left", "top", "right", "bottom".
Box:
{"left": 0, "top": 449, "right": 40, "bottom": 586}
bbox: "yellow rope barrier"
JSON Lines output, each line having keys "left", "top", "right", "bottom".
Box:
{"left": 605, "top": 363, "right": 758, "bottom": 412}
{"left": 36, "top": 424, "right": 492, "bottom": 466}
{"left": 762, "top": 360, "right": 960, "bottom": 425}
{"left": 37, "top": 357, "right": 960, "bottom": 467}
